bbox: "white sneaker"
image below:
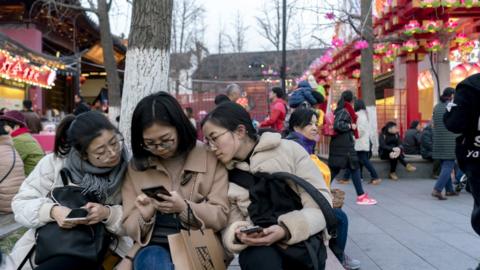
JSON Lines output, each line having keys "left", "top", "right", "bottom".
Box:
{"left": 343, "top": 255, "right": 361, "bottom": 270}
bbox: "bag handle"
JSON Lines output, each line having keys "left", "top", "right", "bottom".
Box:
{"left": 59, "top": 168, "right": 72, "bottom": 186}
{"left": 185, "top": 201, "right": 204, "bottom": 235}
{"left": 0, "top": 146, "right": 16, "bottom": 184}
{"left": 268, "top": 172, "right": 338, "bottom": 237}
{"left": 16, "top": 244, "right": 35, "bottom": 270}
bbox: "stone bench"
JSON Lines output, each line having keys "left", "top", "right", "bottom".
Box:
{"left": 0, "top": 213, "right": 23, "bottom": 239}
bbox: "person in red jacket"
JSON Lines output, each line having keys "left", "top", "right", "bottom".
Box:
{"left": 260, "top": 87, "right": 287, "bottom": 132}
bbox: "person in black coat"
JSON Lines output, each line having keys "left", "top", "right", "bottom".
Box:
{"left": 421, "top": 122, "right": 441, "bottom": 178}
{"left": 404, "top": 120, "right": 422, "bottom": 155}
{"left": 444, "top": 74, "right": 480, "bottom": 240}
{"left": 328, "top": 90, "right": 377, "bottom": 205}
{"left": 379, "top": 122, "right": 416, "bottom": 180}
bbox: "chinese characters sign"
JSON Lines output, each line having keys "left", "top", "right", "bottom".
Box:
{"left": 0, "top": 49, "right": 56, "bottom": 89}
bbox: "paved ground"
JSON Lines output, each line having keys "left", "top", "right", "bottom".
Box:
{"left": 337, "top": 177, "right": 480, "bottom": 270}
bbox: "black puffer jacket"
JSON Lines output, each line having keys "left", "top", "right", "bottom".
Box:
{"left": 328, "top": 108, "right": 359, "bottom": 169}
{"left": 379, "top": 131, "right": 402, "bottom": 160}
{"left": 420, "top": 125, "right": 433, "bottom": 160}
{"left": 444, "top": 74, "right": 480, "bottom": 236}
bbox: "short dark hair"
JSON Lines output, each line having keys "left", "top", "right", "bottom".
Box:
{"left": 214, "top": 94, "right": 230, "bottom": 105}
{"left": 409, "top": 120, "right": 420, "bottom": 129}
{"left": 201, "top": 102, "right": 257, "bottom": 141}
{"left": 271, "top": 87, "right": 285, "bottom": 99}
{"left": 131, "top": 92, "right": 197, "bottom": 171}
{"left": 382, "top": 121, "right": 397, "bottom": 134}
{"left": 0, "top": 120, "right": 17, "bottom": 130}
{"left": 23, "top": 100, "right": 33, "bottom": 110}
{"left": 54, "top": 111, "right": 118, "bottom": 158}
{"left": 354, "top": 99, "right": 366, "bottom": 112}
{"left": 288, "top": 108, "right": 318, "bottom": 132}
{"left": 0, "top": 121, "right": 8, "bottom": 135}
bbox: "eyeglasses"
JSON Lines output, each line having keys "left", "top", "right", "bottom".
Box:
{"left": 204, "top": 130, "right": 230, "bottom": 150}
{"left": 142, "top": 138, "right": 175, "bottom": 151}
{"left": 91, "top": 134, "right": 124, "bottom": 162}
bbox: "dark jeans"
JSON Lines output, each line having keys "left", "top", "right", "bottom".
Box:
{"left": 330, "top": 208, "right": 348, "bottom": 263}
{"left": 239, "top": 246, "right": 298, "bottom": 270}
{"left": 434, "top": 160, "right": 455, "bottom": 193}
{"left": 331, "top": 167, "right": 365, "bottom": 196}
{"left": 134, "top": 245, "right": 174, "bottom": 270}
{"left": 343, "top": 151, "right": 379, "bottom": 180}
{"left": 34, "top": 255, "right": 101, "bottom": 270}
{"left": 389, "top": 154, "right": 407, "bottom": 173}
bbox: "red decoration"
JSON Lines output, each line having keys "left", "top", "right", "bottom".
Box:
{"left": 404, "top": 20, "right": 422, "bottom": 35}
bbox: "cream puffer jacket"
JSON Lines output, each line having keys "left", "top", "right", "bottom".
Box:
{"left": 8, "top": 153, "right": 132, "bottom": 270}
{"left": 222, "top": 132, "right": 332, "bottom": 254}
{"left": 354, "top": 110, "right": 372, "bottom": 152}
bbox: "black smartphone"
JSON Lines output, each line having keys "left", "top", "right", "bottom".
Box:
{"left": 240, "top": 225, "right": 263, "bottom": 234}
{"left": 65, "top": 208, "right": 89, "bottom": 221}
{"left": 141, "top": 186, "right": 171, "bottom": 201}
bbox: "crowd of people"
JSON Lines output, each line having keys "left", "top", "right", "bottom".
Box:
{"left": 0, "top": 73, "right": 479, "bottom": 270}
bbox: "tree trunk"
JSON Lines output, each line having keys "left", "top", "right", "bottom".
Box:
{"left": 360, "top": 0, "right": 379, "bottom": 154}
{"left": 97, "top": 0, "right": 121, "bottom": 124}
{"left": 119, "top": 0, "right": 173, "bottom": 149}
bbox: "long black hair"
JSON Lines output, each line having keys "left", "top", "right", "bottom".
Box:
{"left": 201, "top": 102, "right": 257, "bottom": 141}
{"left": 54, "top": 111, "right": 118, "bottom": 158}
{"left": 131, "top": 92, "right": 197, "bottom": 171}
{"left": 336, "top": 90, "right": 354, "bottom": 111}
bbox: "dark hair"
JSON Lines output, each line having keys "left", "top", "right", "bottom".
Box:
{"left": 409, "top": 120, "right": 420, "bottom": 129}
{"left": 337, "top": 90, "right": 354, "bottom": 110}
{"left": 214, "top": 94, "right": 230, "bottom": 105}
{"left": 23, "top": 100, "right": 33, "bottom": 110}
{"left": 288, "top": 108, "right": 318, "bottom": 132}
{"left": 54, "top": 111, "right": 118, "bottom": 157}
{"left": 0, "top": 108, "right": 6, "bottom": 115}
{"left": 311, "top": 91, "right": 325, "bottom": 105}
{"left": 185, "top": 107, "right": 194, "bottom": 117}
{"left": 131, "top": 92, "right": 197, "bottom": 171}
{"left": 201, "top": 101, "right": 257, "bottom": 141}
{"left": 354, "top": 99, "right": 366, "bottom": 112}
{"left": 271, "top": 87, "right": 285, "bottom": 99}
{"left": 382, "top": 121, "right": 397, "bottom": 134}
{"left": 0, "top": 120, "right": 16, "bottom": 130}
{"left": 0, "top": 122, "right": 8, "bottom": 135}
{"left": 440, "top": 87, "right": 455, "bottom": 103}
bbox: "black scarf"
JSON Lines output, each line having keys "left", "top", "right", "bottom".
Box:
{"left": 228, "top": 168, "right": 302, "bottom": 228}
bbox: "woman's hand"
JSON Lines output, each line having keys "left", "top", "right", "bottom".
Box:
{"left": 234, "top": 225, "right": 286, "bottom": 246}
{"left": 51, "top": 205, "right": 78, "bottom": 229}
{"left": 84, "top": 202, "right": 110, "bottom": 225}
{"left": 153, "top": 191, "right": 187, "bottom": 214}
{"left": 135, "top": 194, "right": 156, "bottom": 222}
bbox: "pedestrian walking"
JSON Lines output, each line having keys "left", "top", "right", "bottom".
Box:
{"left": 432, "top": 88, "right": 459, "bottom": 200}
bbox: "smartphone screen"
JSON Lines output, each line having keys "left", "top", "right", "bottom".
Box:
{"left": 141, "top": 186, "right": 171, "bottom": 201}
{"left": 240, "top": 226, "right": 263, "bottom": 234}
{"left": 65, "top": 208, "right": 89, "bottom": 221}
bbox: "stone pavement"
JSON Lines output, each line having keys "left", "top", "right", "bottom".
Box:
{"left": 339, "top": 178, "right": 480, "bottom": 270}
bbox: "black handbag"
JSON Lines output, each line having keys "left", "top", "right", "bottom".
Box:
{"left": 34, "top": 168, "right": 112, "bottom": 264}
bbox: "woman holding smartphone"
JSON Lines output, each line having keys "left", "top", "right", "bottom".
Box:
{"left": 201, "top": 102, "right": 332, "bottom": 270}
{"left": 10, "top": 111, "right": 130, "bottom": 270}
{"left": 120, "top": 92, "right": 229, "bottom": 270}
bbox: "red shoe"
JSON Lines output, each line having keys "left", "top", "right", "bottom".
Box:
{"left": 356, "top": 193, "right": 377, "bottom": 205}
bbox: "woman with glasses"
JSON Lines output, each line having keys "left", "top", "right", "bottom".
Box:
{"left": 120, "top": 92, "right": 229, "bottom": 270}
{"left": 201, "top": 102, "right": 332, "bottom": 270}
{"left": 10, "top": 111, "right": 130, "bottom": 270}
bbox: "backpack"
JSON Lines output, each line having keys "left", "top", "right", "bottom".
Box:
{"left": 321, "top": 111, "right": 337, "bottom": 137}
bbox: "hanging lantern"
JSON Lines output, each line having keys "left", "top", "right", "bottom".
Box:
{"left": 404, "top": 20, "right": 422, "bottom": 36}
{"left": 455, "top": 33, "right": 469, "bottom": 44}
{"left": 352, "top": 69, "right": 361, "bottom": 79}
{"left": 401, "top": 39, "right": 419, "bottom": 52}
{"left": 423, "top": 20, "right": 442, "bottom": 33}
{"left": 445, "top": 19, "right": 459, "bottom": 32}
{"left": 374, "top": 43, "right": 388, "bottom": 54}
{"left": 462, "top": 0, "right": 478, "bottom": 7}
{"left": 354, "top": 40, "right": 369, "bottom": 50}
{"left": 383, "top": 50, "right": 397, "bottom": 63}
{"left": 420, "top": 0, "right": 441, "bottom": 7}
{"left": 442, "top": 0, "right": 460, "bottom": 7}
{"left": 332, "top": 37, "right": 344, "bottom": 48}
{"left": 425, "top": 39, "right": 443, "bottom": 52}
{"left": 460, "top": 40, "right": 476, "bottom": 54}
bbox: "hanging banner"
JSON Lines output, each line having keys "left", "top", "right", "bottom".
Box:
{"left": 0, "top": 49, "right": 56, "bottom": 89}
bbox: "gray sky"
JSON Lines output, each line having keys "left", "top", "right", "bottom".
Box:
{"left": 108, "top": 0, "right": 334, "bottom": 52}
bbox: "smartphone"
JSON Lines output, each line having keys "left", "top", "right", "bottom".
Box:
{"left": 141, "top": 185, "right": 171, "bottom": 201}
{"left": 240, "top": 225, "right": 263, "bottom": 234}
{"left": 65, "top": 208, "right": 89, "bottom": 221}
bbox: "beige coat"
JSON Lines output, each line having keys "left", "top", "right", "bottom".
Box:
{"left": 223, "top": 132, "right": 332, "bottom": 253}
{"left": 122, "top": 142, "right": 229, "bottom": 255}
{"left": 0, "top": 135, "right": 25, "bottom": 213}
